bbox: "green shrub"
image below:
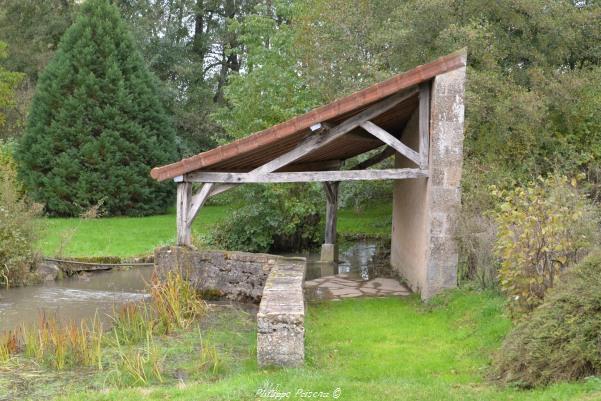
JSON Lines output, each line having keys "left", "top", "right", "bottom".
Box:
{"left": 206, "top": 184, "right": 324, "bottom": 253}
{"left": 457, "top": 162, "right": 501, "bottom": 289}
{"left": 494, "top": 251, "right": 601, "bottom": 388}
{"left": 492, "top": 174, "right": 598, "bottom": 315}
{"left": 16, "top": 0, "right": 177, "bottom": 217}
{"left": 0, "top": 142, "right": 41, "bottom": 287}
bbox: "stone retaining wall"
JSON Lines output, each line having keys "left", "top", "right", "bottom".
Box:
{"left": 154, "top": 246, "right": 280, "bottom": 303}
{"left": 257, "top": 257, "right": 306, "bottom": 368}
{"left": 155, "top": 247, "right": 307, "bottom": 367}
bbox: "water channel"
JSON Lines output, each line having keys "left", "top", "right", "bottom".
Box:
{"left": 0, "top": 240, "right": 391, "bottom": 332}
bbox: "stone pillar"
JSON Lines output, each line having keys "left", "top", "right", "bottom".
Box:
{"left": 390, "top": 64, "right": 466, "bottom": 300}
{"left": 320, "top": 181, "right": 339, "bottom": 262}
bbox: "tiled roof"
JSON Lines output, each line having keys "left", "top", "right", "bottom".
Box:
{"left": 151, "top": 49, "right": 467, "bottom": 181}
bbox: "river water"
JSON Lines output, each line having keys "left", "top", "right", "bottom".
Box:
{"left": 0, "top": 266, "right": 153, "bottom": 332}
{"left": 0, "top": 240, "right": 390, "bottom": 332}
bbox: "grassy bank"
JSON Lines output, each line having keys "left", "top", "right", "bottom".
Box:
{"left": 38, "top": 203, "right": 393, "bottom": 258}
{"left": 2, "top": 290, "right": 593, "bottom": 401}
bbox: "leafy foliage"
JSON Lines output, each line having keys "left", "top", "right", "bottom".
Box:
{"left": 16, "top": 0, "right": 177, "bottom": 217}
{"left": 206, "top": 184, "right": 323, "bottom": 253}
{"left": 213, "top": 0, "right": 322, "bottom": 141}
{"left": 0, "top": 1, "right": 76, "bottom": 139}
{"left": 116, "top": 0, "right": 261, "bottom": 153}
{"left": 456, "top": 160, "right": 500, "bottom": 289}
{"left": 0, "top": 141, "right": 41, "bottom": 287}
{"left": 494, "top": 251, "right": 601, "bottom": 387}
{"left": 492, "top": 175, "right": 598, "bottom": 315}
{"left": 338, "top": 150, "right": 394, "bottom": 211}
{"left": 0, "top": 41, "right": 24, "bottom": 129}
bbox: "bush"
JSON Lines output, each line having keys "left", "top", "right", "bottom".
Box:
{"left": 494, "top": 251, "right": 601, "bottom": 387}
{"left": 0, "top": 142, "right": 42, "bottom": 287}
{"left": 205, "top": 184, "right": 324, "bottom": 253}
{"left": 16, "top": 0, "right": 177, "bottom": 217}
{"left": 457, "top": 162, "right": 501, "bottom": 289}
{"left": 492, "top": 174, "right": 598, "bottom": 315}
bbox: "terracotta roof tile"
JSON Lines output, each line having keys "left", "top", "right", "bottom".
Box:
{"left": 151, "top": 49, "right": 467, "bottom": 181}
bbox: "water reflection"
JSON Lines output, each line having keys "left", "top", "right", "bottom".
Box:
{"left": 299, "top": 240, "right": 392, "bottom": 281}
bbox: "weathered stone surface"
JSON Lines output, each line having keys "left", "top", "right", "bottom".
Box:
{"left": 154, "top": 246, "right": 280, "bottom": 303}
{"left": 320, "top": 243, "right": 338, "bottom": 262}
{"left": 304, "top": 274, "right": 412, "bottom": 301}
{"left": 257, "top": 257, "right": 306, "bottom": 368}
{"left": 391, "top": 65, "right": 466, "bottom": 300}
{"left": 35, "top": 261, "right": 60, "bottom": 281}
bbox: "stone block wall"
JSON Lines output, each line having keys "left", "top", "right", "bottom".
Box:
{"left": 391, "top": 65, "right": 466, "bottom": 300}
{"left": 257, "top": 257, "right": 306, "bottom": 368}
{"left": 154, "top": 246, "right": 280, "bottom": 303}
{"left": 155, "top": 247, "right": 308, "bottom": 368}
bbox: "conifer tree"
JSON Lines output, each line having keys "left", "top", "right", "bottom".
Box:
{"left": 17, "top": 0, "right": 177, "bottom": 216}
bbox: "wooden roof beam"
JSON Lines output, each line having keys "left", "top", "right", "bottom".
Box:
{"left": 186, "top": 168, "right": 428, "bottom": 184}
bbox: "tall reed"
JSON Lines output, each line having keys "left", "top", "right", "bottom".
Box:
{"left": 110, "top": 330, "right": 164, "bottom": 386}
{"left": 21, "top": 312, "right": 104, "bottom": 370}
{"left": 0, "top": 330, "right": 18, "bottom": 363}
{"left": 109, "top": 303, "right": 155, "bottom": 345}
{"left": 5, "top": 270, "right": 209, "bottom": 376}
{"left": 149, "top": 271, "right": 207, "bottom": 333}
{"left": 197, "top": 329, "right": 222, "bottom": 375}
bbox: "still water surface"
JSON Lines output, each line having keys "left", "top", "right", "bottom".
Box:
{"left": 295, "top": 239, "right": 392, "bottom": 280}
{"left": 0, "top": 240, "right": 390, "bottom": 332}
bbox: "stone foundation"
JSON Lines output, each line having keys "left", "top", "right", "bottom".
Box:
{"left": 320, "top": 243, "right": 338, "bottom": 262}
{"left": 154, "top": 246, "right": 280, "bottom": 303}
{"left": 257, "top": 257, "right": 306, "bottom": 368}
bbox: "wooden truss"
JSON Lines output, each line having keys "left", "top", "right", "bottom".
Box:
{"left": 175, "top": 82, "right": 431, "bottom": 246}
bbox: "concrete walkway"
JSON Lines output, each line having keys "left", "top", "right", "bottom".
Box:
{"left": 304, "top": 274, "right": 411, "bottom": 301}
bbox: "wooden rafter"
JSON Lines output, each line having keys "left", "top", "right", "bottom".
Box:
{"left": 252, "top": 88, "right": 418, "bottom": 175}
{"left": 359, "top": 121, "right": 421, "bottom": 166}
{"left": 349, "top": 146, "right": 395, "bottom": 170}
{"left": 203, "top": 87, "right": 418, "bottom": 197}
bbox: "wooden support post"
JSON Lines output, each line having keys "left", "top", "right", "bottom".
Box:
{"left": 176, "top": 182, "right": 192, "bottom": 246}
{"left": 324, "top": 181, "right": 339, "bottom": 244}
{"left": 321, "top": 181, "right": 339, "bottom": 262}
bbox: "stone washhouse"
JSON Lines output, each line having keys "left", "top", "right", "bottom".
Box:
{"left": 151, "top": 49, "right": 467, "bottom": 366}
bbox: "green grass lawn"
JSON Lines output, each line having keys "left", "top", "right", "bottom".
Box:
{"left": 48, "top": 290, "right": 601, "bottom": 401}
{"left": 38, "top": 203, "right": 393, "bottom": 258}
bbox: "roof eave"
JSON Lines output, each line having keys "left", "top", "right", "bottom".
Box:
{"left": 151, "top": 48, "right": 467, "bottom": 182}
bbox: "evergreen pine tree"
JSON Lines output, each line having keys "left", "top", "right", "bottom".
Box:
{"left": 16, "top": 0, "right": 177, "bottom": 216}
